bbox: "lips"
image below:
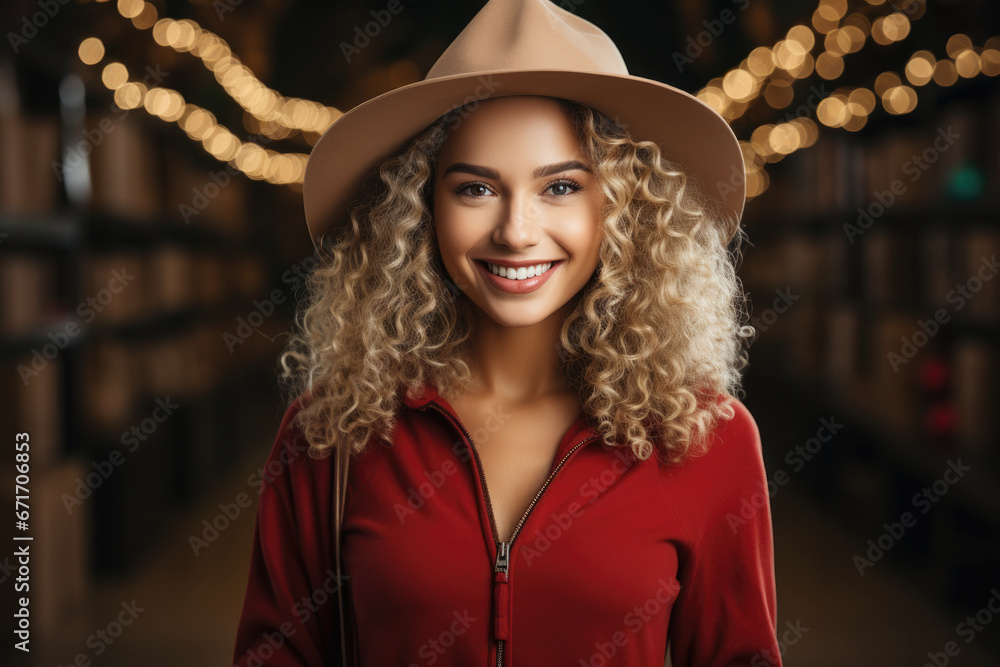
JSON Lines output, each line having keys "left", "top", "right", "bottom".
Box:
{"left": 481, "top": 260, "right": 554, "bottom": 280}
{"left": 474, "top": 259, "right": 563, "bottom": 294}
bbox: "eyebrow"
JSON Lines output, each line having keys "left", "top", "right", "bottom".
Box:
{"left": 441, "top": 160, "right": 592, "bottom": 180}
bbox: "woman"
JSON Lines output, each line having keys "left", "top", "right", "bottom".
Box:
{"left": 234, "top": 1, "right": 780, "bottom": 666}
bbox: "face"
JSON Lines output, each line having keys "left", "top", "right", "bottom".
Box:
{"left": 432, "top": 96, "right": 606, "bottom": 329}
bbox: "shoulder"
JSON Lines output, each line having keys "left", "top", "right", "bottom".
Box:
{"left": 275, "top": 392, "right": 313, "bottom": 455}
{"left": 656, "top": 396, "right": 767, "bottom": 526}
{"left": 661, "top": 394, "right": 762, "bottom": 473}
{"left": 257, "top": 391, "right": 395, "bottom": 516}
{"left": 276, "top": 392, "right": 310, "bottom": 440}
{"left": 253, "top": 393, "right": 319, "bottom": 494}
{"left": 705, "top": 395, "right": 762, "bottom": 460}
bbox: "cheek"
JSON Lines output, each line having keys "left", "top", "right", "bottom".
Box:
{"left": 433, "top": 212, "right": 479, "bottom": 275}
{"left": 564, "top": 206, "right": 604, "bottom": 261}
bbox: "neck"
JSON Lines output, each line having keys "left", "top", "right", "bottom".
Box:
{"left": 464, "top": 303, "right": 573, "bottom": 404}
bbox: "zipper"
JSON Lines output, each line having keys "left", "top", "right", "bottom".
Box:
{"left": 422, "top": 401, "right": 599, "bottom": 667}
{"left": 493, "top": 541, "right": 509, "bottom": 667}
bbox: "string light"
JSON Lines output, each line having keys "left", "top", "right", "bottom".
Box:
{"left": 77, "top": 3, "right": 335, "bottom": 186}
{"left": 697, "top": 0, "right": 926, "bottom": 123}
{"left": 81, "top": 54, "right": 308, "bottom": 185}
{"left": 146, "top": 15, "right": 340, "bottom": 139}
{"left": 744, "top": 34, "right": 999, "bottom": 199}
{"left": 76, "top": 0, "right": 996, "bottom": 197}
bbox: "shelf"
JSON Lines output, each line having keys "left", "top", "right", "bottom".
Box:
{"left": 745, "top": 198, "right": 1000, "bottom": 242}
{"left": 769, "top": 297, "right": 1000, "bottom": 336}
{"left": 0, "top": 210, "right": 258, "bottom": 251}
{"left": 86, "top": 211, "right": 254, "bottom": 249}
{"left": 0, "top": 212, "right": 81, "bottom": 250}
{"left": 87, "top": 299, "right": 251, "bottom": 341}
{"left": 0, "top": 298, "right": 265, "bottom": 361}
{"left": 759, "top": 361, "right": 1000, "bottom": 529}
{"left": 0, "top": 314, "right": 87, "bottom": 361}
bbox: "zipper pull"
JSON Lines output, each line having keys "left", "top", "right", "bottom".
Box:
{"left": 493, "top": 541, "right": 510, "bottom": 641}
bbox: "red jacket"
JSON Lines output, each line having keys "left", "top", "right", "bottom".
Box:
{"left": 233, "top": 383, "right": 781, "bottom": 666}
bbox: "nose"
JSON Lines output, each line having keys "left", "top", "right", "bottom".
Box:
{"left": 491, "top": 189, "right": 542, "bottom": 250}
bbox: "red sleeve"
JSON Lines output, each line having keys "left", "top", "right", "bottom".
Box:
{"left": 232, "top": 395, "right": 347, "bottom": 667}
{"left": 661, "top": 398, "right": 781, "bottom": 667}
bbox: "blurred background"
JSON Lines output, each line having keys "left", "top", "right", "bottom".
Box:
{"left": 0, "top": 0, "right": 998, "bottom": 665}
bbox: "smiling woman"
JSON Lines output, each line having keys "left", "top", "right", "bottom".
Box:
{"left": 433, "top": 97, "right": 605, "bottom": 326}
{"left": 233, "top": 1, "right": 780, "bottom": 665}
{"left": 285, "top": 91, "right": 750, "bottom": 468}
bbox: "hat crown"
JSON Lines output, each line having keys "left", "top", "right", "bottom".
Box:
{"left": 426, "top": 0, "right": 629, "bottom": 80}
{"left": 303, "top": 0, "right": 746, "bottom": 249}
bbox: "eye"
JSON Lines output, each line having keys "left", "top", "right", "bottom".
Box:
{"left": 545, "top": 178, "right": 584, "bottom": 197}
{"left": 453, "top": 178, "right": 584, "bottom": 199}
{"left": 454, "top": 181, "right": 494, "bottom": 198}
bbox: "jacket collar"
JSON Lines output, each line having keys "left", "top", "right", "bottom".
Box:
{"left": 400, "top": 382, "right": 605, "bottom": 466}
{"left": 400, "top": 383, "right": 439, "bottom": 410}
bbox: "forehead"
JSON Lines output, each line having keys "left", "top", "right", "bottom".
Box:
{"left": 437, "top": 96, "right": 584, "bottom": 163}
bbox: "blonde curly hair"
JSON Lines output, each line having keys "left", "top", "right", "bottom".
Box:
{"left": 279, "top": 96, "right": 752, "bottom": 465}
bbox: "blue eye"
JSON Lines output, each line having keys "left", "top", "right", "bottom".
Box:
{"left": 546, "top": 179, "right": 583, "bottom": 196}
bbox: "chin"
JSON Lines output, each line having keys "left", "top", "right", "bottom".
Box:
{"left": 475, "top": 301, "right": 561, "bottom": 328}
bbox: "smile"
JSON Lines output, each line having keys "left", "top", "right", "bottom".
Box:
{"left": 474, "top": 260, "right": 563, "bottom": 294}
{"left": 484, "top": 261, "right": 554, "bottom": 280}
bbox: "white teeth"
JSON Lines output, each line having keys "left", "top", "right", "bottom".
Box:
{"left": 486, "top": 261, "right": 553, "bottom": 280}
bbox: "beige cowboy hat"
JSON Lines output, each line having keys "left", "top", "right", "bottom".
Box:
{"left": 302, "top": 0, "right": 746, "bottom": 250}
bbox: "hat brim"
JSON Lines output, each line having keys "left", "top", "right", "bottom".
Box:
{"left": 302, "top": 69, "right": 745, "bottom": 249}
